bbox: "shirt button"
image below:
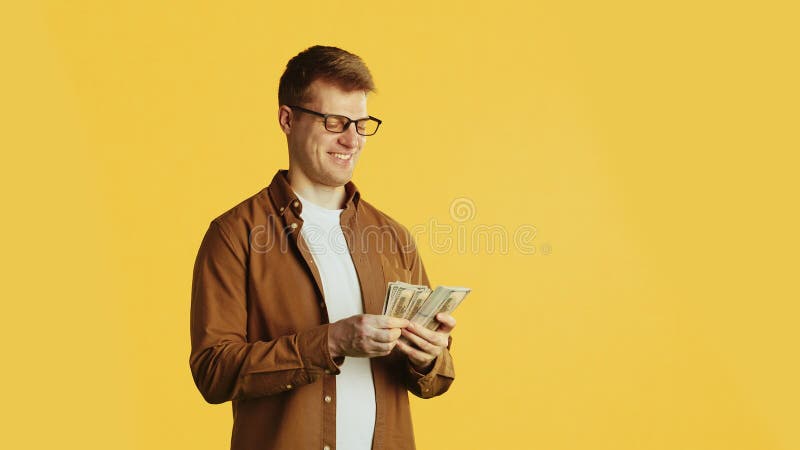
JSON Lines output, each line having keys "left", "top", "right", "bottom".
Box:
{"left": 285, "top": 384, "right": 292, "bottom": 390}
{"left": 324, "top": 395, "right": 332, "bottom": 403}
{"left": 279, "top": 206, "right": 285, "bottom": 212}
{"left": 323, "top": 446, "right": 331, "bottom": 450}
{"left": 293, "top": 200, "right": 300, "bottom": 208}
{"left": 324, "top": 369, "right": 331, "bottom": 374}
{"left": 289, "top": 222, "right": 298, "bottom": 230}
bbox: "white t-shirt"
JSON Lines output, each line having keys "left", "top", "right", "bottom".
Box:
{"left": 296, "top": 192, "right": 376, "bottom": 450}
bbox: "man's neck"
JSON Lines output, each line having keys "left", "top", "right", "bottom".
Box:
{"left": 286, "top": 170, "right": 347, "bottom": 210}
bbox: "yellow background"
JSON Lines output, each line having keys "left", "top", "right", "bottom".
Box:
{"left": 2, "top": 1, "right": 798, "bottom": 449}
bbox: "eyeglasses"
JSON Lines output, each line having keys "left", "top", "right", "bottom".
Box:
{"left": 287, "top": 105, "right": 382, "bottom": 136}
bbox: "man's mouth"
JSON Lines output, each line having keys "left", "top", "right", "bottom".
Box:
{"left": 329, "top": 152, "right": 352, "bottom": 161}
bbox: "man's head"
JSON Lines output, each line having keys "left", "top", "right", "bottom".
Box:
{"left": 278, "top": 46, "right": 377, "bottom": 191}
{"left": 278, "top": 45, "right": 375, "bottom": 107}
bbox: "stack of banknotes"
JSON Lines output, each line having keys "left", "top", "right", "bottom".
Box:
{"left": 382, "top": 282, "right": 471, "bottom": 331}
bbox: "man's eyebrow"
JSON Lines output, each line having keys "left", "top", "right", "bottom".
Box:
{"left": 332, "top": 112, "right": 371, "bottom": 120}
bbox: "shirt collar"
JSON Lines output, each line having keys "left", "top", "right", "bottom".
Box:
{"left": 267, "top": 169, "right": 361, "bottom": 216}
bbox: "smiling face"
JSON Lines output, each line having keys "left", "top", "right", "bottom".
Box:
{"left": 282, "top": 79, "right": 368, "bottom": 191}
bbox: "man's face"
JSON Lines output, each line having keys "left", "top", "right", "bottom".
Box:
{"left": 286, "top": 79, "right": 368, "bottom": 188}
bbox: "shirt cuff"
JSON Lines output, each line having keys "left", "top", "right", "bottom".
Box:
{"left": 297, "top": 323, "right": 342, "bottom": 376}
{"left": 406, "top": 350, "right": 448, "bottom": 381}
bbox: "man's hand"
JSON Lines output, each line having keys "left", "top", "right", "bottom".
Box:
{"left": 328, "top": 314, "right": 409, "bottom": 358}
{"left": 396, "top": 313, "right": 456, "bottom": 373}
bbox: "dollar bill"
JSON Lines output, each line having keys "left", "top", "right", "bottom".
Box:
{"left": 384, "top": 282, "right": 405, "bottom": 315}
{"left": 409, "top": 286, "right": 471, "bottom": 330}
{"left": 382, "top": 283, "right": 398, "bottom": 315}
{"left": 405, "top": 286, "right": 432, "bottom": 319}
{"left": 384, "top": 281, "right": 425, "bottom": 318}
{"left": 388, "top": 285, "right": 416, "bottom": 318}
{"left": 382, "top": 282, "right": 470, "bottom": 329}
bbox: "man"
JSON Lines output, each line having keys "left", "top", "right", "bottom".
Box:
{"left": 190, "top": 45, "right": 456, "bottom": 450}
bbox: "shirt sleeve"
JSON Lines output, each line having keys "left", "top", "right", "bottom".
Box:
{"left": 189, "top": 220, "right": 341, "bottom": 404}
{"left": 404, "top": 340, "right": 456, "bottom": 398}
{"left": 402, "top": 236, "right": 456, "bottom": 398}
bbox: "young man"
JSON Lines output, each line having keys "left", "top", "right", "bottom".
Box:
{"left": 190, "top": 45, "right": 456, "bottom": 450}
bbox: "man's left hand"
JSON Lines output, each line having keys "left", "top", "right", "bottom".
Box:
{"left": 396, "top": 313, "right": 456, "bottom": 373}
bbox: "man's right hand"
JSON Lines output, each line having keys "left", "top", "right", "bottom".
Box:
{"left": 328, "top": 314, "right": 409, "bottom": 359}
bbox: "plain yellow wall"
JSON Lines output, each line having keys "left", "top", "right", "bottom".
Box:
{"left": 2, "top": 1, "right": 798, "bottom": 449}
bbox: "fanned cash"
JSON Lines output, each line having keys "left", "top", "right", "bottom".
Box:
{"left": 406, "top": 286, "right": 432, "bottom": 320}
{"left": 382, "top": 281, "right": 470, "bottom": 329}
{"left": 383, "top": 281, "right": 430, "bottom": 318}
{"left": 410, "top": 286, "right": 470, "bottom": 330}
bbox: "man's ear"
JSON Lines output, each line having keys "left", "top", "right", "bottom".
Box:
{"left": 278, "top": 105, "right": 293, "bottom": 135}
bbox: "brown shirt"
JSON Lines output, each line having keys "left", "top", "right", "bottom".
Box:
{"left": 190, "top": 170, "right": 455, "bottom": 450}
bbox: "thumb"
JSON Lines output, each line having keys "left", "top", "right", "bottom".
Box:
{"left": 435, "top": 313, "right": 456, "bottom": 333}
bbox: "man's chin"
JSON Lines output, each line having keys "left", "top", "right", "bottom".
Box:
{"left": 320, "top": 170, "right": 354, "bottom": 188}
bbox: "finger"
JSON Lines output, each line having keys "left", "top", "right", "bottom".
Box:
{"left": 366, "top": 340, "right": 395, "bottom": 356}
{"left": 401, "top": 328, "right": 439, "bottom": 355}
{"left": 435, "top": 313, "right": 457, "bottom": 333}
{"left": 375, "top": 316, "right": 410, "bottom": 329}
{"left": 370, "top": 327, "right": 401, "bottom": 343}
{"left": 395, "top": 338, "right": 430, "bottom": 365}
{"left": 406, "top": 322, "right": 448, "bottom": 347}
{"left": 371, "top": 341, "right": 397, "bottom": 356}
{"left": 387, "top": 327, "right": 402, "bottom": 341}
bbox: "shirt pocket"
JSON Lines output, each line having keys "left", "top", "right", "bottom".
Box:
{"left": 379, "top": 253, "right": 412, "bottom": 284}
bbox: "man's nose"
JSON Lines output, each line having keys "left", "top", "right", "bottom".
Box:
{"left": 338, "top": 122, "right": 360, "bottom": 148}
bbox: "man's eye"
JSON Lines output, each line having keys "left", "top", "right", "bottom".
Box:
{"left": 328, "top": 117, "right": 344, "bottom": 126}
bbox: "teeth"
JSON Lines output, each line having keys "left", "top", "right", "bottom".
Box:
{"left": 332, "top": 153, "right": 351, "bottom": 160}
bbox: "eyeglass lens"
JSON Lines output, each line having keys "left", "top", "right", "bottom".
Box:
{"left": 325, "top": 116, "right": 380, "bottom": 136}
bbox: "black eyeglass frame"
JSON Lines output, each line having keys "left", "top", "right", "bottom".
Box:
{"left": 287, "top": 105, "right": 382, "bottom": 136}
